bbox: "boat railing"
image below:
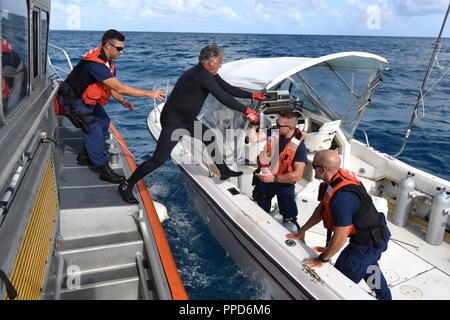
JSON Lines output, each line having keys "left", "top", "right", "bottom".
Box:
{"left": 135, "top": 208, "right": 172, "bottom": 299}
{"left": 152, "top": 79, "right": 171, "bottom": 123}
{"left": 356, "top": 128, "right": 370, "bottom": 147}
{"left": 47, "top": 44, "right": 74, "bottom": 79}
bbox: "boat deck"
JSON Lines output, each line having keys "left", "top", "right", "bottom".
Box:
{"left": 53, "top": 117, "right": 149, "bottom": 300}
{"left": 296, "top": 182, "right": 450, "bottom": 300}
{"left": 58, "top": 117, "right": 132, "bottom": 210}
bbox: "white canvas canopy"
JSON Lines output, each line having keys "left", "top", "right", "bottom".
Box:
{"left": 219, "top": 52, "right": 389, "bottom": 91}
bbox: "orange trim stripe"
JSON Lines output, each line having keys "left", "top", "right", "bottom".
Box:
{"left": 110, "top": 124, "right": 188, "bottom": 300}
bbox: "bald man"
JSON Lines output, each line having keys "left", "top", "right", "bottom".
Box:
{"left": 288, "top": 150, "right": 392, "bottom": 300}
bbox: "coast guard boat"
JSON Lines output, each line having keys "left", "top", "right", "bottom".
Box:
{"left": 0, "top": 0, "right": 187, "bottom": 300}
{"left": 148, "top": 48, "right": 450, "bottom": 299}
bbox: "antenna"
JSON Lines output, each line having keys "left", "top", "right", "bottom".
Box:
{"left": 393, "top": 3, "right": 450, "bottom": 158}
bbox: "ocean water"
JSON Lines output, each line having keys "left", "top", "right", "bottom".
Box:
{"left": 49, "top": 31, "right": 450, "bottom": 299}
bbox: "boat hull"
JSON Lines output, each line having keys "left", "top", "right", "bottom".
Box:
{"left": 180, "top": 166, "right": 314, "bottom": 300}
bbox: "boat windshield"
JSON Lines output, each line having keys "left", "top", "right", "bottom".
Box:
{"left": 270, "top": 62, "right": 383, "bottom": 137}
{"left": 198, "top": 95, "right": 250, "bottom": 134}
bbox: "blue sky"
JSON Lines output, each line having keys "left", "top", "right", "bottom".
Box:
{"left": 51, "top": 0, "right": 450, "bottom": 37}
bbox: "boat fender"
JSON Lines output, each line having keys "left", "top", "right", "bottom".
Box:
{"left": 154, "top": 202, "right": 169, "bottom": 223}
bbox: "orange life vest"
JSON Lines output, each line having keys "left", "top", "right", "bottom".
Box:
{"left": 318, "top": 168, "right": 390, "bottom": 247}
{"left": 319, "top": 168, "right": 361, "bottom": 235}
{"left": 2, "top": 78, "right": 10, "bottom": 98}
{"left": 257, "top": 128, "right": 304, "bottom": 176}
{"left": 81, "top": 47, "right": 115, "bottom": 105}
{"left": 1, "top": 39, "right": 12, "bottom": 98}
{"left": 2, "top": 39, "right": 12, "bottom": 53}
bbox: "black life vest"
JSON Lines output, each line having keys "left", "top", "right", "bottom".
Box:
{"left": 318, "top": 169, "right": 389, "bottom": 247}
{"left": 65, "top": 47, "right": 115, "bottom": 101}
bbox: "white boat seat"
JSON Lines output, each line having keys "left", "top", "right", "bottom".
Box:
{"left": 304, "top": 120, "right": 341, "bottom": 153}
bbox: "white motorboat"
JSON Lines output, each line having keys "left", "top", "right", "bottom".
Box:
{"left": 148, "top": 49, "right": 450, "bottom": 300}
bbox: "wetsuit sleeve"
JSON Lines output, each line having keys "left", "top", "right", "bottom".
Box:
{"left": 214, "top": 74, "right": 253, "bottom": 99}
{"left": 88, "top": 62, "right": 114, "bottom": 82}
{"left": 330, "top": 190, "right": 361, "bottom": 227}
{"left": 199, "top": 71, "right": 248, "bottom": 113}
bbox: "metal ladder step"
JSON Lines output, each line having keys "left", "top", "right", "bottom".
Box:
{"left": 59, "top": 230, "right": 142, "bottom": 251}
{"left": 61, "top": 263, "right": 138, "bottom": 289}
{"left": 60, "top": 206, "right": 139, "bottom": 241}
{"left": 58, "top": 240, "right": 144, "bottom": 273}
{"left": 60, "top": 277, "right": 141, "bottom": 300}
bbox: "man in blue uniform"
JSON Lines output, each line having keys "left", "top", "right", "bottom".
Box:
{"left": 288, "top": 150, "right": 392, "bottom": 300}
{"left": 60, "top": 29, "right": 165, "bottom": 183}
{"left": 253, "top": 110, "right": 307, "bottom": 230}
{"left": 118, "top": 44, "right": 264, "bottom": 204}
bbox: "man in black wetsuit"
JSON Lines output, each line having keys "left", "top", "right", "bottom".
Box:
{"left": 119, "top": 44, "right": 264, "bottom": 204}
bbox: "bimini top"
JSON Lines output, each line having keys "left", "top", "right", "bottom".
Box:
{"left": 219, "top": 52, "right": 389, "bottom": 90}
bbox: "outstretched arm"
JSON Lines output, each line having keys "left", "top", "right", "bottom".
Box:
{"left": 103, "top": 77, "right": 165, "bottom": 100}
{"left": 214, "top": 74, "right": 253, "bottom": 99}
{"left": 200, "top": 72, "right": 247, "bottom": 113}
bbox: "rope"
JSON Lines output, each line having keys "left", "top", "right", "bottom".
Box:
{"left": 414, "top": 43, "right": 450, "bottom": 120}
{"left": 434, "top": 43, "right": 445, "bottom": 71}
{"left": 415, "top": 86, "right": 426, "bottom": 119}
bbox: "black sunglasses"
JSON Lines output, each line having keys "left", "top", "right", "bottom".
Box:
{"left": 109, "top": 42, "right": 124, "bottom": 52}
{"left": 275, "top": 121, "right": 291, "bottom": 129}
{"left": 312, "top": 163, "right": 323, "bottom": 169}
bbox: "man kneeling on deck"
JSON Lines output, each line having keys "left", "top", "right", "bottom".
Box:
{"left": 253, "top": 110, "right": 307, "bottom": 231}
{"left": 288, "top": 150, "right": 392, "bottom": 300}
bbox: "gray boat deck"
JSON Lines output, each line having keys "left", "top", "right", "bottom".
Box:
{"left": 54, "top": 117, "right": 152, "bottom": 300}
{"left": 58, "top": 117, "right": 131, "bottom": 209}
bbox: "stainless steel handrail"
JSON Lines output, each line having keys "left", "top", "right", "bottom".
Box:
{"left": 48, "top": 44, "right": 73, "bottom": 70}
{"left": 137, "top": 209, "right": 172, "bottom": 300}
{"left": 135, "top": 252, "right": 152, "bottom": 300}
{"left": 152, "top": 79, "right": 171, "bottom": 124}
{"left": 54, "top": 253, "right": 65, "bottom": 300}
{"left": 356, "top": 128, "right": 370, "bottom": 147}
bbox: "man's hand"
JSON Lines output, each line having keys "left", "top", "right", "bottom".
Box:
{"left": 303, "top": 257, "right": 326, "bottom": 269}
{"left": 120, "top": 99, "right": 134, "bottom": 111}
{"left": 244, "top": 107, "right": 260, "bottom": 125}
{"left": 252, "top": 91, "right": 266, "bottom": 101}
{"left": 286, "top": 228, "right": 306, "bottom": 243}
{"left": 147, "top": 89, "right": 166, "bottom": 101}
{"left": 255, "top": 172, "right": 275, "bottom": 183}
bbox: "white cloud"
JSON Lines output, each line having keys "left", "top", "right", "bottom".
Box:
{"left": 221, "top": 7, "right": 238, "bottom": 20}
{"left": 49, "top": 0, "right": 449, "bottom": 36}
{"left": 348, "top": 0, "right": 448, "bottom": 17}
{"left": 392, "top": 0, "right": 448, "bottom": 17}
{"left": 100, "top": 0, "right": 238, "bottom": 21}
{"left": 138, "top": 7, "right": 162, "bottom": 18}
